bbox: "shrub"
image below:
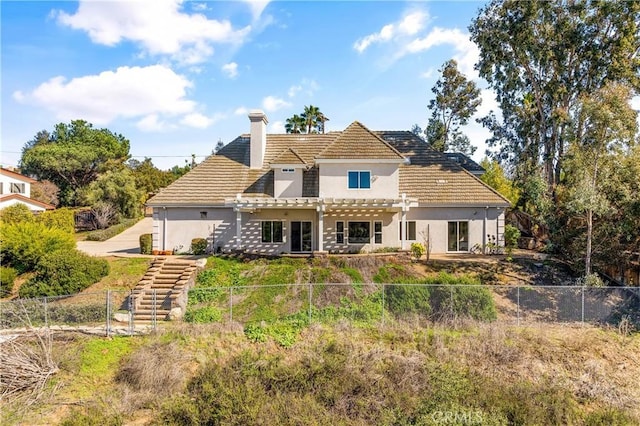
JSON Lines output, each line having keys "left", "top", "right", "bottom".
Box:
{"left": 19, "top": 249, "right": 109, "bottom": 298}
{"left": 86, "top": 218, "right": 138, "bottom": 241}
{"left": 0, "top": 203, "right": 34, "bottom": 224}
{"left": 429, "top": 284, "right": 497, "bottom": 321}
{"left": 504, "top": 224, "right": 521, "bottom": 260}
{"left": 384, "top": 284, "right": 431, "bottom": 315}
{"left": 410, "top": 242, "right": 425, "bottom": 260}
{"left": 37, "top": 207, "right": 74, "bottom": 233}
{"left": 0, "top": 266, "right": 18, "bottom": 297}
{"left": 191, "top": 238, "right": 207, "bottom": 255}
{"left": 184, "top": 306, "right": 222, "bottom": 323}
{"left": 0, "top": 221, "right": 76, "bottom": 273}
{"left": 139, "top": 233, "right": 152, "bottom": 255}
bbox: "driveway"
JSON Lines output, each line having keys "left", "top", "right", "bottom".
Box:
{"left": 77, "top": 217, "right": 153, "bottom": 257}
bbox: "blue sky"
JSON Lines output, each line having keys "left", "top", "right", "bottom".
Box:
{"left": 2, "top": 0, "right": 499, "bottom": 170}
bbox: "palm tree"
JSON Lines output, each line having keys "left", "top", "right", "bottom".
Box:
{"left": 316, "top": 111, "right": 329, "bottom": 134}
{"left": 285, "top": 114, "right": 305, "bottom": 134}
{"left": 302, "top": 105, "right": 321, "bottom": 134}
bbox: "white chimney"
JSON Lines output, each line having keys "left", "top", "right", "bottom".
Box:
{"left": 249, "top": 110, "right": 268, "bottom": 169}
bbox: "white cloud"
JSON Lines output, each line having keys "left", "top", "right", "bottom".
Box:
{"left": 262, "top": 95, "right": 291, "bottom": 112}
{"left": 403, "top": 27, "right": 479, "bottom": 77}
{"left": 137, "top": 114, "right": 170, "bottom": 132}
{"left": 56, "top": 0, "right": 251, "bottom": 64}
{"left": 222, "top": 62, "right": 239, "bottom": 79}
{"left": 234, "top": 106, "right": 249, "bottom": 116}
{"left": 354, "top": 10, "right": 428, "bottom": 53}
{"left": 181, "top": 113, "right": 214, "bottom": 128}
{"left": 14, "top": 65, "right": 199, "bottom": 126}
{"left": 287, "top": 79, "right": 319, "bottom": 98}
{"left": 269, "top": 120, "right": 285, "bottom": 133}
{"left": 420, "top": 68, "right": 435, "bottom": 79}
{"left": 242, "top": 0, "right": 271, "bottom": 21}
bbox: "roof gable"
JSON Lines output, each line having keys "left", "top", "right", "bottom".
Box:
{"left": 0, "top": 168, "right": 36, "bottom": 183}
{"left": 315, "top": 121, "right": 405, "bottom": 161}
{"left": 271, "top": 148, "right": 307, "bottom": 166}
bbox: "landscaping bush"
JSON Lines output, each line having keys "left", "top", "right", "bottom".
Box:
{"left": 0, "top": 221, "right": 76, "bottom": 273}
{"left": 0, "top": 203, "right": 34, "bottom": 224}
{"left": 184, "top": 306, "right": 222, "bottom": 323}
{"left": 19, "top": 249, "right": 109, "bottom": 298}
{"left": 37, "top": 207, "right": 75, "bottom": 233}
{"left": 86, "top": 218, "right": 138, "bottom": 241}
{"left": 410, "top": 242, "right": 425, "bottom": 260}
{"left": 429, "top": 284, "right": 497, "bottom": 321}
{"left": 0, "top": 266, "right": 18, "bottom": 297}
{"left": 191, "top": 238, "right": 207, "bottom": 255}
{"left": 139, "top": 233, "right": 152, "bottom": 255}
{"left": 384, "top": 284, "right": 431, "bottom": 315}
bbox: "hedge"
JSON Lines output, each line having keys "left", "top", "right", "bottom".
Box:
{"left": 19, "top": 249, "right": 109, "bottom": 298}
{"left": 86, "top": 218, "right": 139, "bottom": 241}
{"left": 191, "top": 238, "right": 207, "bottom": 255}
{"left": 140, "top": 234, "right": 152, "bottom": 254}
{"left": 0, "top": 266, "right": 18, "bottom": 297}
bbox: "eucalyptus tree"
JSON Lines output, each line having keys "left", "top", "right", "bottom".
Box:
{"left": 426, "top": 59, "right": 481, "bottom": 155}
{"left": 470, "top": 0, "right": 640, "bottom": 199}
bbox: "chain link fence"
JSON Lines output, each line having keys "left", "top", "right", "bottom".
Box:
{"left": 1, "top": 285, "right": 639, "bottom": 337}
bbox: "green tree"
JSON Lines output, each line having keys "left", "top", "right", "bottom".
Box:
{"left": 562, "top": 83, "right": 637, "bottom": 275}
{"left": 426, "top": 59, "right": 481, "bottom": 155}
{"left": 129, "top": 158, "right": 178, "bottom": 197}
{"left": 479, "top": 158, "right": 520, "bottom": 206}
{"left": 79, "top": 168, "right": 145, "bottom": 219}
{"left": 20, "top": 120, "right": 130, "bottom": 206}
{"left": 285, "top": 114, "right": 306, "bottom": 134}
{"left": 285, "top": 106, "right": 329, "bottom": 134}
{"left": 470, "top": 0, "right": 640, "bottom": 197}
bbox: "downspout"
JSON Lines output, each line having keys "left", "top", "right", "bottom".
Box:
{"left": 162, "top": 207, "right": 167, "bottom": 251}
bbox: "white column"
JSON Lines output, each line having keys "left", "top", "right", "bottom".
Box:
{"left": 401, "top": 209, "right": 407, "bottom": 250}
{"left": 235, "top": 209, "right": 242, "bottom": 250}
{"left": 483, "top": 207, "right": 488, "bottom": 252}
{"left": 162, "top": 207, "right": 168, "bottom": 251}
{"left": 317, "top": 204, "right": 324, "bottom": 252}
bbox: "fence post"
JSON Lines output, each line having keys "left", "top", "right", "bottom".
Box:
{"left": 581, "top": 286, "right": 585, "bottom": 326}
{"left": 308, "top": 283, "right": 312, "bottom": 324}
{"left": 450, "top": 285, "right": 454, "bottom": 318}
{"left": 229, "top": 287, "right": 233, "bottom": 324}
{"left": 43, "top": 296, "right": 48, "bottom": 328}
{"left": 106, "top": 290, "right": 111, "bottom": 337}
{"left": 516, "top": 286, "right": 520, "bottom": 326}
{"left": 381, "top": 283, "right": 385, "bottom": 326}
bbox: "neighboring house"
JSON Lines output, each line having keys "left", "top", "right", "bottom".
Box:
{"left": 0, "top": 167, "right": 55, "bottom": 212}
{"left": 147, "top": 111, "right": 510, "bottom": 255}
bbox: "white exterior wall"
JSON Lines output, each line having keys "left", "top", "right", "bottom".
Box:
{"left": 405, "top": 207, "right": 505, "bottom": 253}
{"left": 153, "top": 207, "right": 237, "bottom": 253}
{"left": 274, "top": 168, "right": 303, "bottom": 198}
{"left": 318, "top": 163, "right": 399, "bottom": 199}
{"left": 0, "top": 174, "right": 31, "bottom": 198}
{"left": 155, "top": 205, "right": 505, "bottom": 255}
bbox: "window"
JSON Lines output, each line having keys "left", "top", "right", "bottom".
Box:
{"left": 282, "top": 168, "right": 294, "bottom": 173}
{"left": 336, "top": 221, "right": 345, "bottom": 244}
{"left": 348, "top": 171, "right": 371, "bottom": 189}
{"left": 200, "top": 211, "right": 208, "bottom": 219}
{"left": 261, "top": 221, "right": 283, "bottom": 243}
{"left": 374, "top": 221, "right": 382, "bottom": 244}
{"left": 399, "top": 221, "right": 416, "bottom": 241}
{"left": 10, "top": 183, "right": 25, "bottom": 194}
{"left": 447, "top": 221, "right": 469, "bottom": 252}
{"left": 348, "top": 221, "right": 370, "bottom": 244}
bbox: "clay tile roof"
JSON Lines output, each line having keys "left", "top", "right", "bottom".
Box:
{"left": 316, "top": 121, "right": 405, "bottom": 160}
{"left": 0, "top": 167, "right": 36, "bottom": 183}
{"left": 271, "top": 148, "right": 307, "bottom": 165}
{"left": 146, "top": 127, "right": 509, "bottom": 207}
{"left": 376, "top": 131, "right": 509, "bottom": 206}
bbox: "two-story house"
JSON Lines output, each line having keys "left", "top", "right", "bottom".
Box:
{"left": 0, "top": 167, "right": 55, "bottom": 212}
{"left": 146, "top": 110, "right": 510, "bottom": 254}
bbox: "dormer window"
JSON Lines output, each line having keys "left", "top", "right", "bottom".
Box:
{"left": 348, "top": 171, "right": 370, "bottom": 189}
{"left": 282, "top": 168, "right": 295, "bottom": 173}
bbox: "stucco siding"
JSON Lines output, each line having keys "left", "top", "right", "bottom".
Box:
{"left": 274, "top": 168, "right": 303, "bottom": 198}
{"left": 318, "top": 163, "right": 399, "bottom": 199}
